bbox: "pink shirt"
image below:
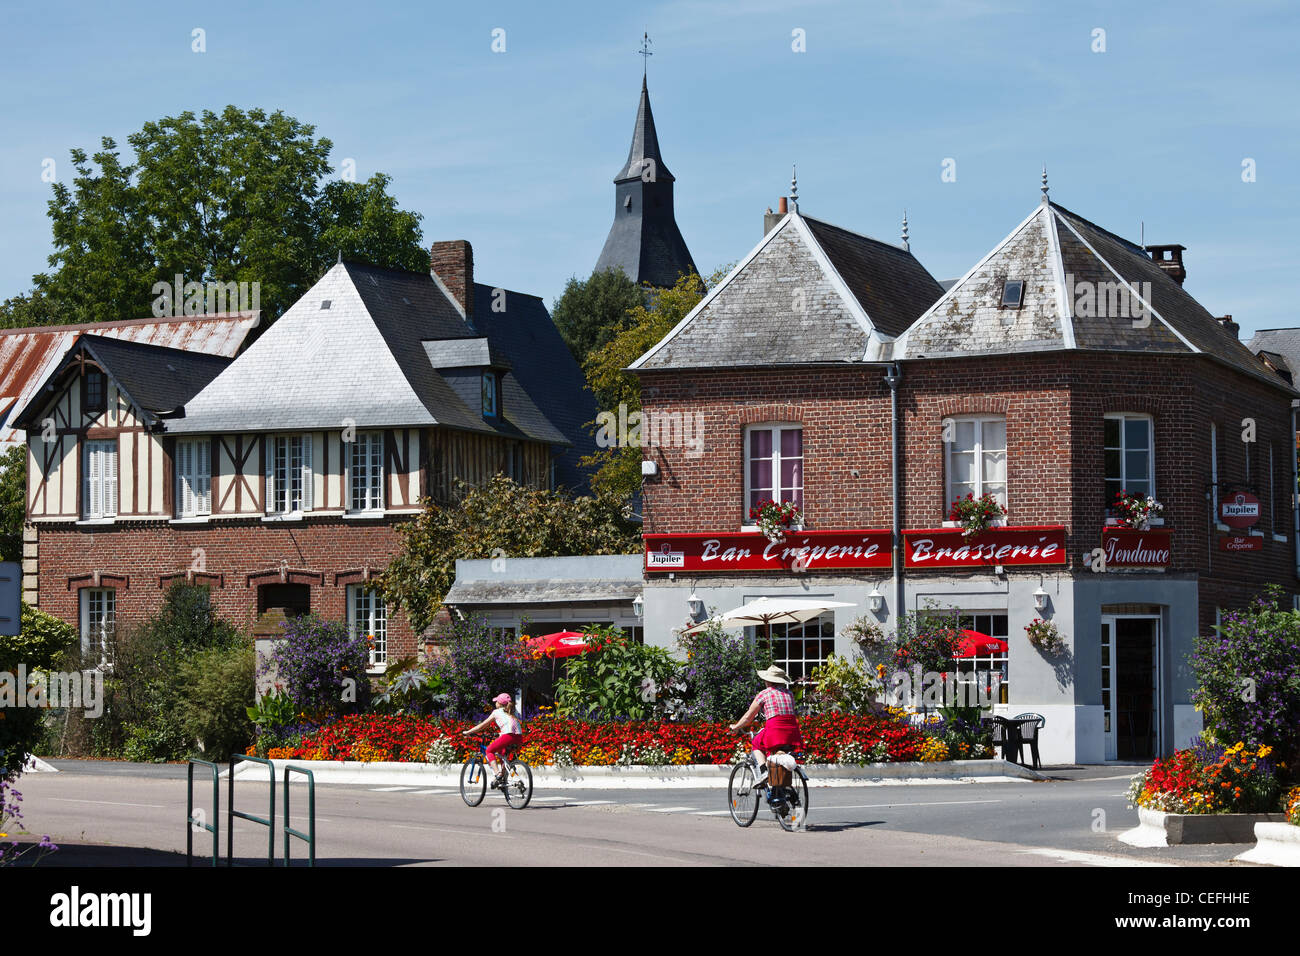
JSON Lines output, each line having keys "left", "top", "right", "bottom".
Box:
{"left": 491, "top": 708, "right": 522, "bottom": 736}
{"left": 755, "top": 686, "right": 796, "bottom": 719}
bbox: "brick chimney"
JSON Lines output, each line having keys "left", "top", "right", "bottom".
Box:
{"left": 1216, "top": 314, "right": 1240, "bottom": 338}
{"left": 430, "top": 240, "right": 474, "bottom": 319}
{"left": 763, "top": 196, "right": 789, "bottom": 236}
{"left": 1144, "top": 243, "right": 1186, "bottom": 286}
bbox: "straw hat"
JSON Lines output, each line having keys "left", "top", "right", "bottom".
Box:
{"left": 756, "top": 665, "right": 791, "bottom": 685}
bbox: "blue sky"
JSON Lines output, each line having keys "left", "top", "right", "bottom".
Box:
{"left": 1, "top": 0, "right": 1296, "bottom": 338}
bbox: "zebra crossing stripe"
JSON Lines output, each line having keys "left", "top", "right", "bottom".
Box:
{"left": 647, "top": 806, "right": 700, "bottom": 813}
{"left": 410, "top": 789, "right": 453, "bottom": 795}
{"left": 369, "top": 786, "right": 418, "bottom": 792}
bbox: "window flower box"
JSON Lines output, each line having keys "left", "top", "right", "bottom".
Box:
{"left": 946, "top": 493, "right": 1007, "bottom": 539}
{"left": 748, "top": 499, "right": 802, "bottom": 544}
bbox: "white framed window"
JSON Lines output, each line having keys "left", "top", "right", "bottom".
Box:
{"left": 744, "top": 424, "right": 803, "bottom": 519}
{"left": 266, "top": 434, "right": 312, "bottom": 515}
{"left": 1105, "top": 413, "right": 1153, "bottom": 507}
{"left": 348, "top": 432, "right": 384, "bottom": 512}
{"left": 482, "top": 372, "right": 498, "bottom": 417}
{"left": 82, "top": 439, "right": 118, "bottom": 519}
{"left": 176, "top": 438, "right": 212, "bottom": 516}
{"left": 944, "top": 417, "right": 1006, "bottom": 509}
{"left": 79, "top": 588, "right": 116, "bottom": 666}
{"left": 765, "top": 612, "right": 834, "bottom": 682}
{"left": 349, "top": 585, "right": 386, "bottom": 668}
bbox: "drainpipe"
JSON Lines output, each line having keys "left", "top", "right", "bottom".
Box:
{"left": 884, "top": 363, "right": 904, "bottom": 621}
{"left": 1292, "top": 401, "right": 1299, "bottom": 579}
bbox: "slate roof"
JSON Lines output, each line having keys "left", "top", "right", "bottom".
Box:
{"left": 613, "top": 77, "right": 674, "bottom": 184}
{"left": 423, "top": 338, "right": 511, "bottom": 370}
{"left": 893, "top": 200, "right": 1296, "bottom": 394}
{"left": 0, "top": 312, "right": 258, "bottom": 449}
{"left": 472, "top": 284, "right": 597, "bottom": 491}
{"left": 1246, "top": 329, "right": 1300, "bottom": 385}
{"left": 629, "top": 211, "right": 943, "bottom": 371}
{"left": 13, "top": 335, "right": 234, "bottom": 429}
{"left": 167, "top": 263, "right": 570, "bottom": 445}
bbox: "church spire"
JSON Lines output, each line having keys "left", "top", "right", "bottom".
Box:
{"left": 593, "top": 55, "right": 697, "bottom": 289}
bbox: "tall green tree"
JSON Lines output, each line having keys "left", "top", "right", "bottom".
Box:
{"left": 1, "top": 106, "right": 426, "bottom": 327}
{"left": 550, "top": 267, "right": 646, "bottom": 363}
{"left": 377, "top": 476, "right": 641, "bottom": 635}
{"left": 581, "top": 267, "right": 729, "bottom": 498}
{"left": 0, "top": 445, "right": 26, "bottom": 563}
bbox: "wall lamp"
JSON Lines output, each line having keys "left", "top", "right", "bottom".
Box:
{"left": 687, "top": 592, "right": 703, "bottom": 617}
{"left": 1033, "top": 585, "right": 1049, "bottom": 612}
{"left": 632, "top": 594, "right": 644, "bottom": 618}
{"left": 868, "top": 585, "right": 884, "bottom": 614}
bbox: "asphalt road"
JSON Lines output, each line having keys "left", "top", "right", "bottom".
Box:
{"left": 7, "top": 762, "right": 1268, "bottom": 867}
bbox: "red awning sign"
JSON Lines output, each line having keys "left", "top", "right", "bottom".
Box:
{"left": 1101, "top": 529, "right": 1172, "bottom": 567}
{"left": 903, "top": 527, "right": 1066, "bottom": 568}
{"left": 643, "top": 530, "right": 891, "bottom": 573}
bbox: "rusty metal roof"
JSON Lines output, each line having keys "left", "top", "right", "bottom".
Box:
{"left": 0, "top": 312, "right": 259, "bottom": 449}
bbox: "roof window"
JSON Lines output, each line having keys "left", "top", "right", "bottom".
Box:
{"left": 1000, "top": 280, "right": 1024, "bottom": 309}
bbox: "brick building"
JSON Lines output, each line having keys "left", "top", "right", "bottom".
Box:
{"left": 630, "top": 188, "right": 1298, "bottom": 764}
{"left": 17, "top": 243, "right": 595, "bottom": 671}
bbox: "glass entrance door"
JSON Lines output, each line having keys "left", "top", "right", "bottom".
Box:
{"left": 1102, "top": 615, "right": 1160, "bottom": 761}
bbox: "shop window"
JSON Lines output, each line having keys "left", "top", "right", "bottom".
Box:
{"left": 764, "top": 612, "right": 834, "bottom": 682}
{"left": 953, "top": 611, "right": 1009, "bottom": 704}
{"left": 944, "top": 417, "right": 1006, "bottom": 511}
{"left": 744, "top": 424, "right": 803, "bottom": 521}
{"left": 1105, "top": 413, "right": 1153, "bottom": 508}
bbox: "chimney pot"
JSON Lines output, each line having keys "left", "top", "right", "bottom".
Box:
{"left": 1217, "top": 314, "right": 1239, "bottom": 339}
{"left": 1144, "top": 243, "right": 1186, "bottom": 286}
{"left": 778, "top": 196, "right": 788, "bottom": 214}
{"left": 430, "top": 240, "right": 474, "bottom": 319}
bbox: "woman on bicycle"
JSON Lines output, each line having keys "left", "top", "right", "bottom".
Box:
{"left": 463, "top": 693, "right": 523, "bottom": 788}
{"left": 729, "top": 665, "right": 802, "bottom": 781}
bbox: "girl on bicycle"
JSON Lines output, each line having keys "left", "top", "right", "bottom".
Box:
{"left": 729, "top": 665, "right": 802, "bottom": 782}
{"left": 463, "top": 693, "right": 523, "bottom": 788}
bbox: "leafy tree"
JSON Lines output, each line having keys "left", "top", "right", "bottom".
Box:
{"left": 581, "top": 267, "right": 728, "bottom": 497}
{"left": 0, "top": 604, "right": 76, "bottom": 776}
{"left": 4, "top": 106, "right": 426, "bottom": 327}
{"left": 0, "top": 445, "right": 26, "bottom": 563}
{"left": 377, "top": 476, "right": 641, "bottom": 635}
{"left": 550, "top": 267, "right": 646, "bottom": 363}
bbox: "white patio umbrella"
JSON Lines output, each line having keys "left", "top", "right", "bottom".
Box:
{"left": 679, "top": 596, "right": 856, "bottom": 644}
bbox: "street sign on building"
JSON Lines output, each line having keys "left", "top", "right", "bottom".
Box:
{"left": 0, "top": 561, "right": 19, "bottom": 636}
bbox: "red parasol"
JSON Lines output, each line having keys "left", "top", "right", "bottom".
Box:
{"left": 526, "top": 630, "right": 595, "bottom": 659}
{"left": 952, "top": 629, "right": 1008, "bottom": 658}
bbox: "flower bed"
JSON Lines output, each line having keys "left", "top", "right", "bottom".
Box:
{"left": 1128, "top": 742, "right": 1281, "bottom": 814}
{"left": 249, "top": 713, "right": 954, "bottom": 766}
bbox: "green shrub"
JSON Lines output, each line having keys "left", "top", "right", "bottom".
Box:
{"left": 808, "top": 652, "right": 882, "bottom": 715}
{"left": 554, "top": 625, "right": 679, "bottom": 720}
{"left": 176, "top": 643, "right": 255, "bottom": 760}
{"left": 1, "top": 603, "right": 76, "bottom": 775}
{"left": 675, "top": 617, "right": 770, "bottom": 722}
{"left": 431, "top": 614, "right": 539, "bottom": 719}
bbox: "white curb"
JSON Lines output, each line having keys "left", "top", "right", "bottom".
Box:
{"left": 232, "top": 758, "right": 1045, "bottom": 789}
{"left": 1236, "top": 823, "right": 1300, "bottom": 867}
{"left": 21, "top": 755, "right": 58, "bottom": 773}
{"left": 1120, "top": 807, "right": 1288, "bottom": 847}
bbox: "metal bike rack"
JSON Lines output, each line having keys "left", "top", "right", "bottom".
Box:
{"left": 282, "top": 765, "right": 316, "bottom": 867}
{"left": 228, "top": 755, "right": 276, "bottom": 866}
{"left": 186, "top": 759, "right": 220, "bottom": 866}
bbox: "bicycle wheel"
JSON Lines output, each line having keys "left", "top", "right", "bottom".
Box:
{"left": 777, "top": 768, "right": 810, "bottom": 832}
{"left": 503, "top": 759, "right": 533, "bottom": 809}
{"left": 460, "top": 757, "right": 486, "bottom": 807}
{"left": 727, "top": 760, "right": 761, "bottom": 827}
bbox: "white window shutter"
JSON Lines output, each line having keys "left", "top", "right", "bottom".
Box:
{"left": 302, "top": 434, "right": 313, "bottom": 511}
{"left": 85, "top": 446, "right": 99, "bottom": 518}
{"left": 103, "top": 443, "right": 117, "bottom": 516}
{"left": 198, "top": 440, "right": 211, "bottom": 513}
{"left": 265, "top": 439, "right": 275, "bottom": 513}
{"left": 178, "top": 441, "right": 192, "bottom": 516}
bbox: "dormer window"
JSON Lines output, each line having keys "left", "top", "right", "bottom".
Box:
{"left": 1000, "top": 280, "right": 1024, "bottom": 309}
{"left": 482, "top": 372, "right": 498, "bottom": 417}
{"left": 84, "top": 369, "right": 106, "bottom": 413}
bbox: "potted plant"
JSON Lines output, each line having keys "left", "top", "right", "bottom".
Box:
{"left": 947, "top": 493, "right": 1007, "bottom": 539}
{"left": 749, "top": 498, "right": 802, "bottom": 544}
{"left": 1113, "top": 490, "right": 1164, "bottom": 530}
{"left": 1025, "top": 618, "right": 1066, "bottom": 655}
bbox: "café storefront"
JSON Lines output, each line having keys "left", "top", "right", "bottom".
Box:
{"left": 640, "top": 524, "right": 1198, "bottom": 765}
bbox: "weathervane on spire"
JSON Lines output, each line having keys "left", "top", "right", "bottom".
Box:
{"left": 638, "top": 31, "right": 653, "bottom": 80}
{"left": 901, "top": 210, "right": 909, "bottom": 251}
{"left": 790, "top": 164, "right": 799, "bottom": 211}
{"left": 1041, "top": 165, "right": 1049, "bottom": 203}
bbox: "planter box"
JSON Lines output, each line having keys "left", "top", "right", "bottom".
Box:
{"left": 1119, "top": 806, "right": 1287, "bottom": 847}
{"left": 1235, "top": 822, "right": 1300, "bottom": 867}
{"left": 232, "top": 757, "right": 1044, "bottom": 789}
